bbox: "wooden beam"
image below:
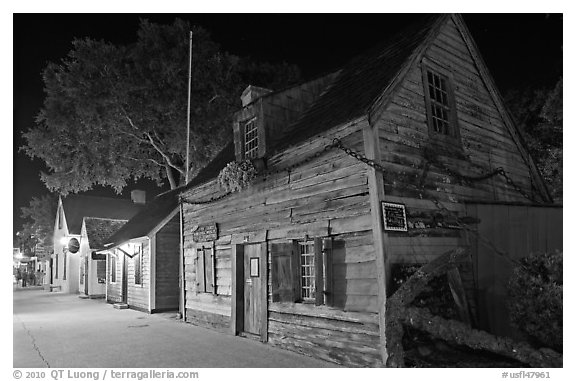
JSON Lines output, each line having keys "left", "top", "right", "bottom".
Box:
{"left": 446, "top": 266, "right": 472, "bottom": 326}
{"left": 363, "top": 123, "right": 391, "bottom": 366}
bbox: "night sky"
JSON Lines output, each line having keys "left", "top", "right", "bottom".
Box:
{"left": 12, "top": 13, "right": 563, "bottom": 241}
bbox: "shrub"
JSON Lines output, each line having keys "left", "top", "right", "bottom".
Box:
{"left": 507, "top": 251, "right": 562, "bottom": 352}
{"left": 391, "top": 263, "right": 458, "bottom": 320}
{"left": 217, "top": 160, "right": 257, "bottom": 193}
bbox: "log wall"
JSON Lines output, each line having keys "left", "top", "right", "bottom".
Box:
{"left": 374, "top": 18, "right": 539, "bottom": 320}
{"left": 182, "top": 121, "right": 384, "bottom": 367}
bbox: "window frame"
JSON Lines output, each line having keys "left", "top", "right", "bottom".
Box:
{"left": 242, "top": 117, "right": 259, "bottom": 160}
{"left": 298, "top": 240, "right": 316, "bottom": 302}
{"left": 110, "top": 254, "right": 117, "bottom": 283}
{"left": 55, "top": 254, "right": 59, "bottom": 279}
{"left": 421, "top": 59, "right": 461, "bottom": 144}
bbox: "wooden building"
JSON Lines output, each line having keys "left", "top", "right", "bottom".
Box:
{"left": 51, "top": 193, "right": 144, "bottom": 294}
{"left": 101, "top": 190, "right": 181, "bottom": 313}
{"left": 79, "top": 217, "right": 128, "bottom": 298}
{"left": 178, "top": 14, "right": 552, "bottom": 367}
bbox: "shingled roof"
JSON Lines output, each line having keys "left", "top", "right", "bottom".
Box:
{"left": 84, "top": 218, "right": 128, "bottom": 251}
{"left": 103, "top": 142, "right": 236, "bottom": 249}
{"left": 61, "top": 195, "right": 143, "bottom": 235}
{"left": 274, "top": 14, "right": 445, "bottom": 153}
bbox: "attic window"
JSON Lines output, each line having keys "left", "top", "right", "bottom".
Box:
{"left": 244, "top": 118, "right": 258, "bottom": 159}
{"left": 422, "top": 63, "right": 460, "bottom": 141}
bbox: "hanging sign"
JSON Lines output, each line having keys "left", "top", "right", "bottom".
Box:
{"left": 67, "top": 238, "right": 80, "bottom": 253}
{"left": 192, "top": 223, "right": 218, "bottom": 242}
{"left": 382, "top": 202, "right": 408, "bottom": 232}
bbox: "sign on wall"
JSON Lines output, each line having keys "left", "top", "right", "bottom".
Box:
{"left": 382, "top": 202, "right": 408, "bottom": 232}
{"left": 192, "top": 223, "right": 218, "bottom": 242}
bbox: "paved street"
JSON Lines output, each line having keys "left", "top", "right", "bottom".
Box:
{"left": 13, "top": 289, "right": 338, "bottom": 368}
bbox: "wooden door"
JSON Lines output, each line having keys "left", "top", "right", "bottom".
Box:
{"left": 121, "top": 255, "right": 128, "bottom": 304}
{"left": 84, "top": 256, "right": 89, "bottom": 295}
{"left": 243, "top": 244, "right": 264, "bottom": 336}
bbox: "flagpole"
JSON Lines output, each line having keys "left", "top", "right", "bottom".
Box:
{"left": 185, "top": 31, "right": 193, "bottom": 185}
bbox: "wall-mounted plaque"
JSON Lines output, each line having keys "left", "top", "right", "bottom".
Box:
{"left": 192, "top": 223, "right": 218, "bottom": 242}
{"left": 250, "top": 257, "right": 259, "bottom": 277}
{"left": 382, "top": 202, "right": 408, "bottom": 232}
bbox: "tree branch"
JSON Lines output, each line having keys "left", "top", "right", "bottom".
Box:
{"left": 115, "top": 105, "right": 185, "bottom": 177}
{"left": 400, "top": 307, "right": 562, "bottom": 368}
{"left": 143, "top": 131, "right": 185, "bottom": 176}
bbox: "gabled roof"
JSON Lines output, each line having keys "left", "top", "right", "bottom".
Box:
{"left": 103, "top": 141, "right": 236, "bottom": 249}
{"left": 275, "top": 14, "right": 446, "bottom": 153}
{"left": 167, "top": 16, "right": 447, "bottom": 198}
{"left": 61, "top": 195, "right": 143, "bottom": 235}
{"left": 84, "top": 217, "right": 128, "bottom": 251}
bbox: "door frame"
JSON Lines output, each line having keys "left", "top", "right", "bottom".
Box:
{"left": 121, "top": 254, "right": 128, "bottom": 304}
{"left": 231, "top": 242, "right": 268, "bottom": 342}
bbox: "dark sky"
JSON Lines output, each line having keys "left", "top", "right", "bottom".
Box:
{"left": 12, "top": 13, "right": 563, "bottom": 240}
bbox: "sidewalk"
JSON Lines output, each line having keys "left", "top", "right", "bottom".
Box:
{"left": 14, "top": 289, "right": 339, "bottom": 368}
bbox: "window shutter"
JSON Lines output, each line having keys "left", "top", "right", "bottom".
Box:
{"left": 314, "top": 238, "right": 324, "bottom": 306}
{"left": 322, "top": 238, "right": 334, "bottom": 307}
{"left": 197, "top": 248, "right": 205, "bottom": 293}
{"left": 271, "top": 242, "right": 299, "bottom": 302}
{"left": 205, "top": 248, "right": 214, "bottom": 294}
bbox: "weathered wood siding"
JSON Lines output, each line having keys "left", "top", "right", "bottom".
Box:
{"left": 127, "top": 241, "right": 150, "bottom": 311}
{"left": 106, "top": 251, "right": 123, "bottom": 303}
{"left": 375, "top": 18, "right": 536, "bottom": 257}
{"left": 372, "top": 18, "right": 541, "bottom": 320}
{"left": 183, "top": 121, "right": 383, "bottom": 367}
{"left": 154, "top": 217, "right": 180, "bottom": 311}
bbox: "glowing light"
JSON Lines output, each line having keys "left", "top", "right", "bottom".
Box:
{"left": 60, "top": 236, "right": 69, "bottom": 245}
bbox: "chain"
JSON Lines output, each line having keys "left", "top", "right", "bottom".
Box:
{"left": 179, "top": 191, "right": 233, "bottom": 206}
{"left": 179, "top": 137, "right": 539, "bottom": 206}
{"left": 334, "top": 138, "right": 540, "bottom": 204}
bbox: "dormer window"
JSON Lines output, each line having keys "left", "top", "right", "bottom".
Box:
{"left": 244, "top": 117, "right": 259, "bottom": 159}
{"left": 422, "top": 60, "right": 460, "bottom": 142}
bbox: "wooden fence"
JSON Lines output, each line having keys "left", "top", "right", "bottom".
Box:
{"left": 464, "top": 202, "right": 563, "bottom": 338}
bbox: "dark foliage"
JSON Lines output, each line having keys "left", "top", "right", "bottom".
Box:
{"left": 391, "top": 263, "right": 458, "bottom": 320}
{"left": 22, "top": 18, "right": 300, "bottom": 195}
{"left": 505, "top": 78, "right": 563, "bottom": 201}
{"left": 507, "top": 251, "right": 562, "bottom": 352}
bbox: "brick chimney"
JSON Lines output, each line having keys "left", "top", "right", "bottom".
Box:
{"left": 241, "top": 85, "right": 272, "bottom": 107}
{"left": 131, "top": 190, "right": 146, "bottom": 204}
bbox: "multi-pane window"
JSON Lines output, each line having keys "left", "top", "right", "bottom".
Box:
{"left": 299, "top": 241, "right": 315, "bottom": 301}
{"left": 110, "top": 255, "right": 117, "bottom": 283}
{"left": 134, "top": 244, "right": 142, "bottom": 285}
{"left": 426, "top": 70, "right": 452, "bottom": 135}
{"left": 244, "top": 118, "right": 258, "bottom": 159}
